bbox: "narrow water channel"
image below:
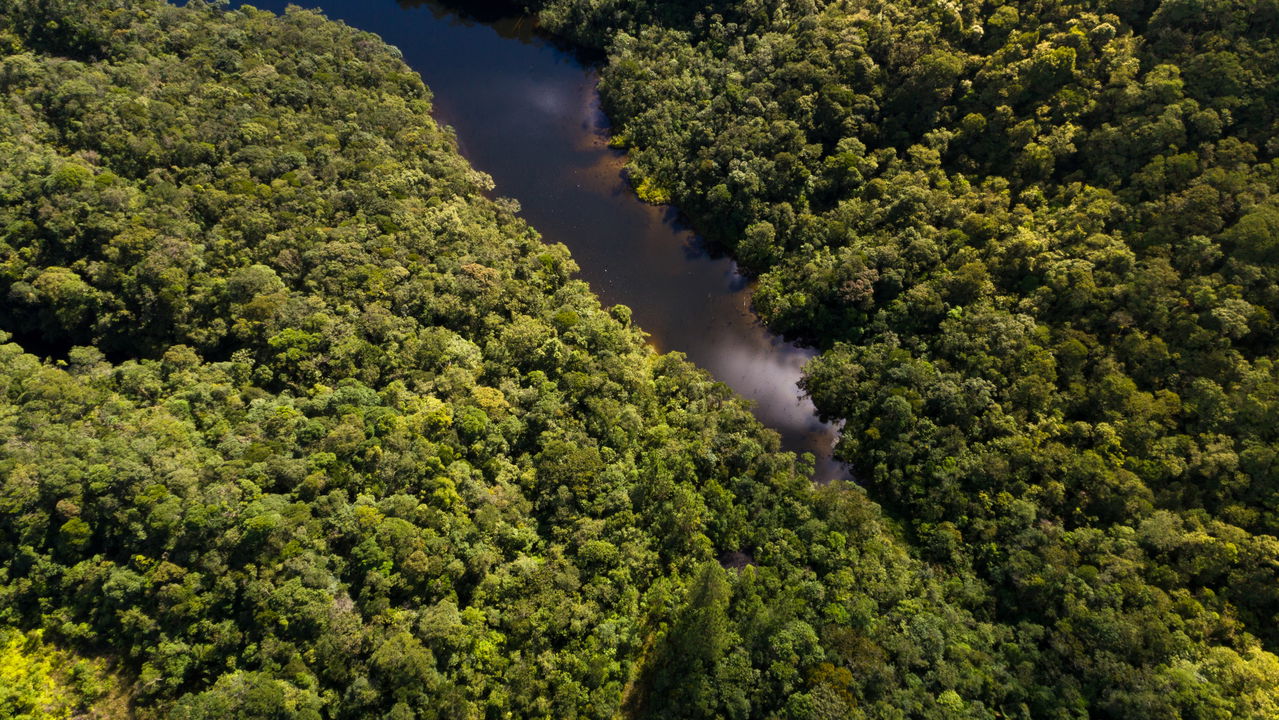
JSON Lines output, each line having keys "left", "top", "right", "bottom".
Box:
{"left": 242, "top": 0, "right": 844, "bottom": 481}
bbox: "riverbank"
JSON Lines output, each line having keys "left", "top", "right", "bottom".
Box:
{"left": 241, "top": 0, "right": 846, "bottom": 480}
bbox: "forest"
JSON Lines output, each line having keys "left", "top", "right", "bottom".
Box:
{"left": 523, "top": 0, "right": 1279, "bottom": 716}
{"left": 0, "top": 1, "right": 1035, "bottom": 718}
{"left": 0, "top": 0, "right": 1277, "bottom": 718}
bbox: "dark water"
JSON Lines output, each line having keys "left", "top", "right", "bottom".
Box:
{"left": 240, "top": 0, "right": 844, "bottom": 481}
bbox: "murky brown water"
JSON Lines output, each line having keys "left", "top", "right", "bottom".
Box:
{"left": 240, "top": 0, "right": 845, "bottom": 481}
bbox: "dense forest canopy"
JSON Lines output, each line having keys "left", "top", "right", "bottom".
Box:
{"left": 518, "top": 0, "right": 1279, "bottom": 716}
{"left": 2, "top": 0, "right": 1278, "bottom": 717}
{"left": 0, "top": 0, "right": 1102, "bottom": 718}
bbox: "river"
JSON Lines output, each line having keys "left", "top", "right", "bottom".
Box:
{"left": 240, "top": 0, "right": 844, "bottom": 481}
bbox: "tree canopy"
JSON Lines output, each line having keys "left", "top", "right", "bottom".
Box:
{"left": 515, "top": 0, "right": 1279, "bottom": 715}
{"left": 0, "top": 1, "right": 1100, "bottom": 717}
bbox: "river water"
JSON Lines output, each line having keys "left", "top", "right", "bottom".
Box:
{"left": 241, "top": 0, "right": 844, "bottom": 481}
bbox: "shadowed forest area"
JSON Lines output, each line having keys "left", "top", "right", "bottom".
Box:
{"left": 521, "top": 0, "right": 1279, "bottom": 715}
